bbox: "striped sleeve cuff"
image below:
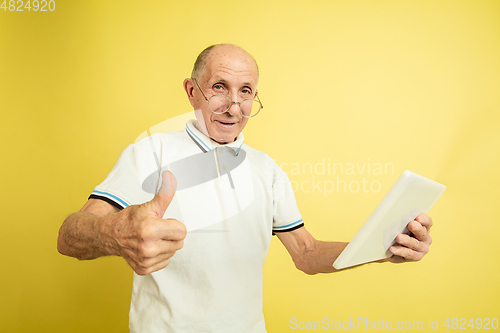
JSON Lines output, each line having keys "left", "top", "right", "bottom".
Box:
{"left": 89, "top": 190, "right": 130, "bottom": 210}
{"left": 272, "top": 219, "right": 304, "bottom": 234}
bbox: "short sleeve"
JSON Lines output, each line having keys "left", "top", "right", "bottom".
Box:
{"left": 272, "top": 168, "right": 304, "bottom": 234}
{"left": 89, "top": 140, "right": 159, "bottom": 209}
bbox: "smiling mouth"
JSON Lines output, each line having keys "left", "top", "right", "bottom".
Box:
{"left": 216, "top": 120, "right": 237, "bottom": 129}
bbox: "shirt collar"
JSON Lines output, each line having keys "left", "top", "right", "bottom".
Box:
{"left": 185, "top": 119, "right": 245, "bottom": 155}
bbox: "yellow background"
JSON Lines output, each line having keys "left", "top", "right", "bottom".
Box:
{"left": 1, "top": 0, "right": 499, "bottom": 331}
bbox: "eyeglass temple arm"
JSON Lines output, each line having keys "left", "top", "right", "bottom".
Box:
{"left": 193, "top": 78, "right": 209, "bottom": 102}
{"left": 256, "top": 94, "right": 263, "bottom": 108}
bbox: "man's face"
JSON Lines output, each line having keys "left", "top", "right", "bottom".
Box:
{"left": 189, "top": 47, "right": 259, "bottom": 144}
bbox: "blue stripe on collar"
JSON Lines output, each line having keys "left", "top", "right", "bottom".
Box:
{"left": 185, "top": 119, "right": 245, "bottom": 154}
{"left": 185, "top": 122, "right": 212, "bottom": 152}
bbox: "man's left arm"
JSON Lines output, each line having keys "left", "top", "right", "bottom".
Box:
{"left": 276, "top": 214, "right": 433, "bottom": 274}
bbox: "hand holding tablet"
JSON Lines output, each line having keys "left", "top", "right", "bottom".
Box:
{"left": 387, "top": 212, "right": 434, "bottom": 263}
{"left": 333, "top": 170, "right": 446, "bottom": 270}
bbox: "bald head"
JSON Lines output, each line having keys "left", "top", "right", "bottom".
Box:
{"left": 191, "top": 44, "right": 259, "bottom": 83}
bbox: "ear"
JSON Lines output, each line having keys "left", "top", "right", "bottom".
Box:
{"left": 183, "top": 78, "right": 196, "bottom": 107}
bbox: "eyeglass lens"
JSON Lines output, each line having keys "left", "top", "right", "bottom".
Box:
{"left": 208, "top": 95, "right": 261, "bottom": 117}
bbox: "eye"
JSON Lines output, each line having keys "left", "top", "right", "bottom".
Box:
{"left": 241, "top": 87, "right": 253, "bottom": 96}
{"left": 213, "top": 84, "right": 227, "bottom": 94}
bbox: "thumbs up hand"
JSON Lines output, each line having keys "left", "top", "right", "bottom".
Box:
{"left": 106, "top": 171, "right": 187, "bottom": 275}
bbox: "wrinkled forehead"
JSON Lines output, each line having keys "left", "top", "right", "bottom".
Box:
{"left": 202, "top": 47, "right": 259, "bottom": 85}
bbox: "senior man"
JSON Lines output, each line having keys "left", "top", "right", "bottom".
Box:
{"left": 58, "top": 44, "right": 433, "bottom": 332}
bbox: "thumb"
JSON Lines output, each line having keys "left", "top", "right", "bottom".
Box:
{"left": 149, "top": 170, "right": 177, "bottom": 218}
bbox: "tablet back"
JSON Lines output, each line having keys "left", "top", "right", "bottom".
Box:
{"left": 333, "top": 170, "right": 446, "bottom": 270}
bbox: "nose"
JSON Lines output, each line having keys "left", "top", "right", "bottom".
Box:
{"left": 227, "top": 100, "right": 241, "bottom": 116}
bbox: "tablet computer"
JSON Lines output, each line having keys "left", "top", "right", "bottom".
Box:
{"left": 332, "top": 170, "right": 446, "bottom": 270}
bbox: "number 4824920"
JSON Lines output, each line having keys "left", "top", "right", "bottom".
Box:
{"left": 443, "top": 318, "right": 499, "bottom": 330}
{"left": 1, "top": 0, "right": 55, "bottom": 11}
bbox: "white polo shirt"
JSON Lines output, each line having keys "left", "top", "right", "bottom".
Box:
{"left": 90, "top": 120, "right": 303, "bottom": 332}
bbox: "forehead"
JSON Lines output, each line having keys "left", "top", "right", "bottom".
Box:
{"left": 202, "top": 47, "right": 258, "bottom": 86}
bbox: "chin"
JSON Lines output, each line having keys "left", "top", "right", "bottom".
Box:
{"left": 212, "top": 135, "right": 235, "bottom": 144}
{"left": 209, "top": 131, "right": 237, "bottom": 144}
{"left": 206, "top": 127, "right": 234, "bottom": 143}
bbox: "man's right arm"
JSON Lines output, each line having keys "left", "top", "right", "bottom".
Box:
{"left": 57, "top": 171, "right": 187, "bottom": 275}
{"left": 57, "top": 199, "right": 120, "bottom": 260}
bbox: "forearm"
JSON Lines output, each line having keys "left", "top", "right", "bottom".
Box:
{"left": 277, "top": 228, "right": 350, "bottom": 275}
{"left": 57, "top": 211, "right": 116, "bottom": 260}
{"left": 300, "top": 240, "right": 348, "bottom": 275}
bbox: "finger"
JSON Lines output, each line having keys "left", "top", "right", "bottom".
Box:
{"left": 141, "top": 258, "right": 172, "bottom": 275}
{"left": 132, "top": 257, "right": 172, "bottom": 276}
{"left": 135, "top": 238, "right": 185, "bottom": 259}
{"left": 389, "top": 245, "right": 425, "bottom": 262}
{"left": 407, "top": 220, "right": 432, "bottom": 244}
{"left": 395, "top": 233, "right": 419, "bottom": 251}
{"left": 135, "top": 217, "right": 186, "bottom": 244}
{"left": 155, "top": 218, "right": 187, "bottom": 241}
{"left": 415, "top": 213, "right": 433, "bottom": 231}
{"left": 395, "top": 232, "right": 429, "bottom": 253}
{"left": 124, "top": 247, "right": 179, "bottom": 275}
{"left": 149, "top": 171, "right": 177, "bottom": 218}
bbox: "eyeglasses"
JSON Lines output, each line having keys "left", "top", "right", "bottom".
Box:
{"left": 193, "top": 78, "right": 263, "bottom": 118}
